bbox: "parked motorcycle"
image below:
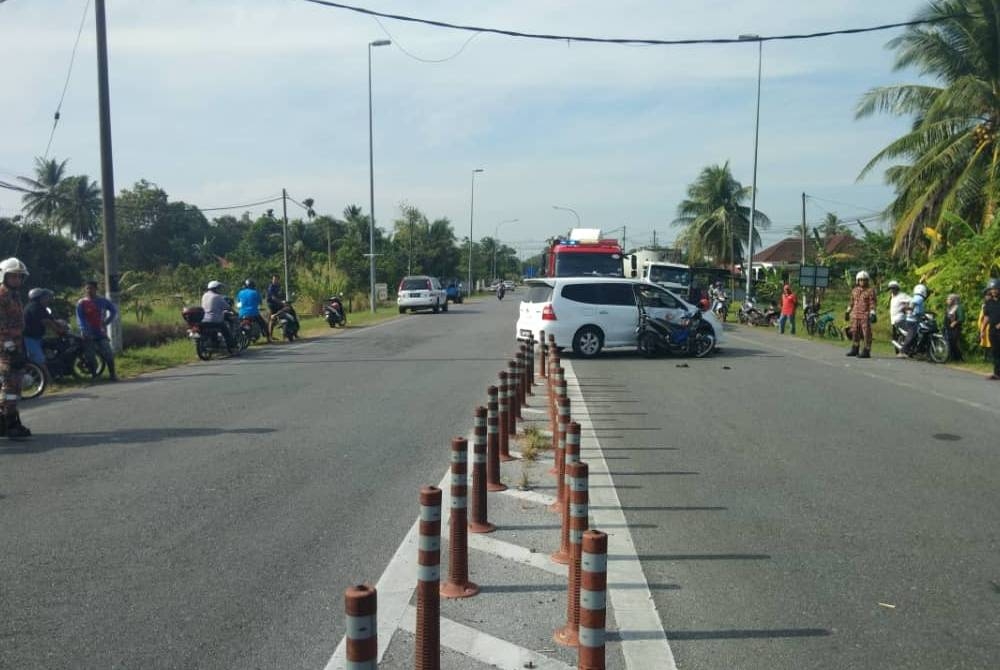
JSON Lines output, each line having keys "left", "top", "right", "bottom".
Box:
{"left": 892, "top": 312, "right": 949, "bottom": 363}
{"left": 270, "top": 300, "right": 300, "bottom": 342}
{"left": 45, "top": 332, "right": 105, "bottom": 380}
{"left": 239, "top": 316, "right": 264, "bottom": 346}
{"left": 322, "top": 295, "right": 346, "bottom": 328}
{"left": 636, "top": 304, "right": 715, "bottom": 358}
{"left": 738, "top": 299, "right": 778, "bottom": 327}
{"left": 182, "top": 306, "right": 241, "bottom": 360}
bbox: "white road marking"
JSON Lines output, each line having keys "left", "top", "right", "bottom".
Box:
{"left": 563, "top": 360, "right": 678, "bottom": 670}
{"left": 498, "top": 486, "right": 556, "bottom": 507}
{"left": 397, "top": 605, "right": 576, "bottom": 670}
{"left": 467, "top": 533, "right": 566, "bottom": 578}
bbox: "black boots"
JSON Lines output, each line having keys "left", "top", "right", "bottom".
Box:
{"left": 4, "top": 410, "right": 31, "bottom": 439}
{"left": 858, "top": 350, "right": 871, "bottom": 358}
{"left": 846, "top": 346, "right": 859, "bottom": 357}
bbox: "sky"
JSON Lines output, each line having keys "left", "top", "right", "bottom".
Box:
{"left": 0, "top": 0, "right": 930, "bottom": 259}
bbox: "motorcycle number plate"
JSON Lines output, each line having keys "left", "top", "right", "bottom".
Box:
{"left": 519, "top": 329, "right": 532, "bottom": 338}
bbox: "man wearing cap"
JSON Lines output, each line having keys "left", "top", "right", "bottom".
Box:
{"left": 887, "top": 280, "right": 910, "bottom": 340}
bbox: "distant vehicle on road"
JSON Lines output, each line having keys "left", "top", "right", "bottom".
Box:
{"left": 515, "top": 277, "right": 723, "bottom": 358}
{"left": 398, "top": 275, "right": 448, "bottom": 314}
{"left": 441, "top": 278, "right": 464, "bottom": 304}
{"left": 502, "top": 280, "right": 516, "bottom": 291}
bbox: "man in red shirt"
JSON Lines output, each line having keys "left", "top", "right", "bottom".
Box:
{"left": 778, "top": 284, "right": 798, "bottom": 335}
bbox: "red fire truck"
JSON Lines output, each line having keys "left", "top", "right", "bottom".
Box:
{"left": 542, "top": 229, "right": 626, "bottom": 277}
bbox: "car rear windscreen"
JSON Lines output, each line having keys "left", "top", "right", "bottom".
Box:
{"left": 401, "top": 279, "right": 428, "bottom": 290}
{"left": 525, "top": 284, "right": 554, "bottom": 303}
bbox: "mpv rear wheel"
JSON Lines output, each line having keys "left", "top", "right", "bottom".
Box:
{"left": 572, "top": 326, "right": 604, "bottom": 358}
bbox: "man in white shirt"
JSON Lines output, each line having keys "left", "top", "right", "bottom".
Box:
{"left": 887, "top": 280, "right": 910, "bottom": 333}
{"left": 201, "top": 280, "right": 237, "bottom": 351}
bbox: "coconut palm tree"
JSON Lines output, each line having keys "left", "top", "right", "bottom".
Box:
{"left": 856, "top": 0, "right": 1000, "bottom": 259}
{"left": 56, "top": 175, "right": 102, "bottom": 241}
{"left": 672, "top": 161, "right": 769, "bottom": 265}
{"left": 17, "top": 157, "right": 68, "bottom": 229}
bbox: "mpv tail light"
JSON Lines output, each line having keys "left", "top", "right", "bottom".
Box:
{"left": 542, "top": 304, "right": 557, "bottom": 321}
{"left": 425, "top": 279, "right": 432, "bottom": 291}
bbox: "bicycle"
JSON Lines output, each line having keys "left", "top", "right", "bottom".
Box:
{"left": 814, "top": 311, "right": 842, "bottom": 339}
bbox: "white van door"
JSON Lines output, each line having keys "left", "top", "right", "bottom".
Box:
{"left": 592, "top": 283, "right": 639, "bottom": 346}
{"left": 636, "top": 284, "right": 686, "bottom": 323}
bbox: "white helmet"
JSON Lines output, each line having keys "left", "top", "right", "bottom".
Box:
{"left": 0, "top": 257, "right": 29, "bottom": 281}
{"left": 913, "top": 284, "right": 928, "bottom": 298}
{"left": 855, "top": 270, "right": 870, "bottom": 282}
{"left": 887, "top": 280, "right": 900, "bottom": 290}
{"left": 206, "top": 280, "right": 224, "bottom": 291}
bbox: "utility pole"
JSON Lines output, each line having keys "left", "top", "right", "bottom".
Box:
{"left": 94, "top": 0, "right": 121, "bottom": 353}
{"left": 652, "top": 229, "right": 657, "bottom": 247}
{"left": 801, "top": 192, "right": 807, "bottom": 265}
{"left": 282, "top": 188, "right": 290, "bottom": 300}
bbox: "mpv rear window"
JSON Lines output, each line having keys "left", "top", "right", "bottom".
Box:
{"left": 561, "top": 283, "right": 635, "bottom": 306}
{"left": 525, "top": 284, "right": 554, "bottom": 303}
{"left": 401, "top": 278, "right": 428, "bottom": 290}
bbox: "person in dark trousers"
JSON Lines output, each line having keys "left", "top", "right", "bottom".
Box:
{"left": 0, "top": 257, "right": 33, "bottom": 438}
{"left": 981, "top": 278, "right": 1000, "bottom": 380}
{"left": 778, "top": 284, "right": 798, "bottom": 335}
{"left": 945, "top": 293, "right": 965, "bottom": 362}
{"left": 76, "top": 279, "right": 119, "bottom": 381}
{"left": 24, "top": 288, "right": 67, "bottom": 379}
{"left": 266, "top": 274, "right": 284, "bottom": 315}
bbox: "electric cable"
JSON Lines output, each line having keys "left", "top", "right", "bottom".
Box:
{"left": 300, "top": 0, "right": 958, "bottom": 47}
{"left": 44, "top": 0, "right": 92, "bottom": 159}
{"left": 373, "top": 15, "right": 482, "bottom": 63}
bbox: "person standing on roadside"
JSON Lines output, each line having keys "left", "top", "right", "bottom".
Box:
{"left": 945, "top": 293, "right": 965, "bottom": 362}
{"left": 778, "top": 284, "right": 798, "bottom": 335}
{"left": 76, "top": 279, "right": 119, "bottom": 381}
{"left": 846, "top": 270, "right": 876, "bottom": 358}
{"left": 0, "top": 257, "right": 33, "bottom": 438}
{"left": 981, "top": 278, "right": 1000, "bottom": 380}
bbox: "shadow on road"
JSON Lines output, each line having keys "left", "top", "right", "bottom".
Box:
{"left": 0, "top": 426, "right": 277, "bottom": 455}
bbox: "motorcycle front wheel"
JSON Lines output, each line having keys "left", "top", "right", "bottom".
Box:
{"left": 693, "top": 331, "right": 716, "bottom": 358}
{"left": 73, "top": 352, "right": 105, "bottom": 379}
{"left": 928, "top": 334, "right": 949, "bottom": 363}
{"left": 20, "top": 362, "right": 47, "bottom": 400}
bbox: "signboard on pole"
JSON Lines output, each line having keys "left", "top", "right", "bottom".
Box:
{"left": 799, "top": 265, "right": 830, "bottom": 288}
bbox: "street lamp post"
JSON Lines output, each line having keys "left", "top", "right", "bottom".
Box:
{"left": 551, "top": 204, "right": 581, "bottom": 228}
{"left": 492, "top": 218, "right": 518, "bottom": 282}
{"left": 468, "top": 168, "right": 484, "bottom": 296}
{"left": 739, "top": 33, "right": 763, "bottom": 299}
{"left": 368, "top": 39, "right": 391, "bottom": 314}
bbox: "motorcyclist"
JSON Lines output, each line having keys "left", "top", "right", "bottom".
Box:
{"left": 899, "top": 283, "right": 928, "bottom": 357}
{"left": 710, "top": 282, "right": 728, "bottom": 318}
{"left": 324, "top": 294, "right": 346, "bottom": 324}
{"left": 0, "top": 257, "right": 33, "bottom": 438}
{"left": 496, "top": 282, "right": 506, "bottom": 300}
{"left": 980, "top": 278, "right": 1000, "bottom": 379}
{"left": 887, "top": 280, "right": 911, "bottom": 338}
{"left": 201, "top": 280, "right": 238, "bottom": 352}
{"left": 236, "top": 279, "right": 272, "bottom": 343}
{"left": 24, "top": 288, "right": 67, "bottom": 377}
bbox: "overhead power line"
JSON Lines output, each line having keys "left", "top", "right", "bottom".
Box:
{"left": 44, "top": 0, "right": 92, "bottom": 159}
{"left": 301, "top": 0, "right": 957, "bottom": 46}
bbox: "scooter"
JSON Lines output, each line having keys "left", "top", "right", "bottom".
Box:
{"left": 271, "top": 300, "right": 300, "bottom": 341}
{"left": 892, "top": 312, "right": 949, "bottom": 363}
{"left": 322, "top": 296, "right": 346, "bottom": 328}
{"left": 636, "top": 304, "right": 715, "bottom": 358}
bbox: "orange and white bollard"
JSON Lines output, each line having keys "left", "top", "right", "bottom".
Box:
{"left": 468, "top": 407, "right": 496, "bottom": 533}
{"left": 551, "top": 421, "right": 581, "bottom": 564}
{"left": 344, "top": 584, "right": 377, "bottom": 669}
{"left": 416, "top": 486, "right": 442, "bottom": 669}
{"left": 549, "top": 391, "right": 569, "bottom": 479}
{"left": 578, "top": 529, "right": 608, "bottom": 669}
{"left": 555, "top": 460, "right": 589, "bottom": 647}
{"left": 539, "top": 329, "right": 548, "bottom": 378}
{"left": 486, "top": 395, "right": 506, "bottom": 492}
{"left": 508, "top": 359, "right": 522, "bottom": 424}
{"left": 442, "top": 437, "right": 480, "bottom": 598}
{"left": 518, "top": 345, "right": 530, "bottom": 401}
{"left": 526, "top": 337, "right": 535, "bottom": 390}
{"left": 498, "top": 371, "right": 513, "bottom": 462}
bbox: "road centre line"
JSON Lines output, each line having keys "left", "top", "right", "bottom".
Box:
{"left": 397, "top": 605, "right": 576, "bottom": 670}
{"left": 563, "top": 360, "right": 678, "bottom": 670}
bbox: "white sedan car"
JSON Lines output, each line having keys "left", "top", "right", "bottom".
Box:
{"left": 515, "top": 277, "right": 724, "bottom": 357}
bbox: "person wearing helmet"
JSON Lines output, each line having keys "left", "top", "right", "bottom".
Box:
{"left": 202, "top": 280, "right": 237, "bottom": 352}
{"left": 846, "top": 270, "right": 876, "bottom": 358}
{"left": 778, "top": 284, "right": 798, "bottom": 335}
{"left": 24, "top": 288, "right": 65, "bottom": 373}
{"left": 76, "top": 279, "right": 119, "bottom": 380}
{"left": 236, "top": 279, "right": 272, "bottom": 344}
{"left": 266, "top": 274, "right": 284, "bottom": 315}
{"left": 0, "top": 257, "right": 33, "bottom": 438}
{"left": 886, "top": 280, "right": 911, "bottom": 337}
{"left": 899, "top": 283, "right": 929, "bottom": 357}
{"left": 944, "top": 293, "right": 965, "bottom": 362}
{"left": 981, "top": 278, "right": 1000, "bottom": 379}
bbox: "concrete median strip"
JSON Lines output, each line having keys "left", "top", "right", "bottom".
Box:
{"left": 324, "top": 358, "right": 675, "bottom": 669}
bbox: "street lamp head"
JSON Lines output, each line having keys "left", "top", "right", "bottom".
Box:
{"left": 738, "top": 33, "right": 760, "bottom": 40}
{"left": 370, "top": 39, "right": 391, "bottom": 47}
{"left": 473, "top": 168, "right": 484, "bottom": 173}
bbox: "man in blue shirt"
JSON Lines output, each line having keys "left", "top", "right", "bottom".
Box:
{"left": 236, "top": 279, "right": 272, "bottom": 343}
{"left": 76, "top": 279, "right": 119, "bottom": 380}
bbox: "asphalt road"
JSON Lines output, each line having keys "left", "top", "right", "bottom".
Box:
{"left": 572, "top": 324, "right": 1000, "bottom": 669}
{"left": 1, "top": 300, "right": 516, "bottom": 670}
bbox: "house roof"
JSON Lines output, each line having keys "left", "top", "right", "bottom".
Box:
{"left": 753, "top": 234, "right": 859, "bottom": 264}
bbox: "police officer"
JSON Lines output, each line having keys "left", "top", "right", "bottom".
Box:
{"left": 0, "top": 257, "right": 32, "bottom": 438}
